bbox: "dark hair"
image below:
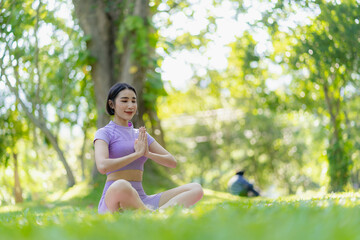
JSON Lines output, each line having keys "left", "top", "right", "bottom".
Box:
{"left": 106, "top": 83, "right": 137, "bottom": 115}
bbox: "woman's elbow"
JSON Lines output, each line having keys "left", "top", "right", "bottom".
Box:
{"left": 169, "top": 156, "right": 177, "bottom": 168}
{"left": 96, "top": 162, "right": 107, "bottom": 174}
{"left": 97, "top": 167, "right": 107, "bottom": 175}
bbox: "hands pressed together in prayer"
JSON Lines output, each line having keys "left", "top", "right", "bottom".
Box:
{"left": 134, "top": 127, "right": 149, "bottom": 157}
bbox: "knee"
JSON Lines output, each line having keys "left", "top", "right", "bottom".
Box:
{"left": 190, "top": 183, "right": 204, "bottom": 199}
{"left": 112, "top": 180, "right": 134, "bottom": 197}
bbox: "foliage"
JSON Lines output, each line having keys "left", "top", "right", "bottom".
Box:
{"left": 117, "top": 15, "right": 149, "bottom": 66}
{"left": 0, "top": 0, "right": 96, "bottom": 201}
{"left": 161, "top": 107, "right": 324, "bottom": 195}
{"left": 157, "top": 20, "right": 322, "bottom": 195}
{"left": 262, "top": 0, "right": 360, "bottom": 191}
{"left": 156, "top": 0, "right": 360, "bottom": 194}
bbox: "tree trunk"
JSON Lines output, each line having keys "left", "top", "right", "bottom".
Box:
{"left": 73, "top": 0, "right": 116, "bottom": 181}
{"left": 73, "top": 0, "right": 152, "bottom": 181}
{"left": 38, "top": 124, "right": 76, "bottom": 187}
{"left": 323, "top": 81, "right": 349, "bottom": 192}
{"left": 13, "top": 152, "right": 23, "bottom": 203}
{"left": 73, "top": 0, "right": 152, "bottom": 127}
{"left": 73, "top": 0, "right": 113, "bottom": 130}
{"left": 79, "top": 127, "right": 88, "bottom": 180}
{"left": 147, "top": 109, "right": 166, "bottom": 147}
{"left": 116, "top": 0, "right": 149, "bottom": 129}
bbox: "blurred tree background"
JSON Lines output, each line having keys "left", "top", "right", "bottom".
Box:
{"left": 0, "top": 0, "right": 359, "bottom": 205}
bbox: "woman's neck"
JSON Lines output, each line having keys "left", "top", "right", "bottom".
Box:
{"left": 113, "top": 117, "right": 129, "bottom": 127}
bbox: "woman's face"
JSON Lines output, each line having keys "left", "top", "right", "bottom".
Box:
{"left": 112, "top": 89, "right": 137, "bottom": 122}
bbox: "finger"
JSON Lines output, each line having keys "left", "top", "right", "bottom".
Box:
{"left": 138, "top": 128, "right": 143, "bottom": 138}
{"left": 134, "top": 139, "right": 138, "bottom": 150}
{"left": 143, "top": 128, "right": 146, "bottom": 141}
{"left": 139, "top": 128, "right": 144, "bottom": 141}
{"left": 141, "top": 127, "right": 146, "bottom": 141}
{"left": 144, "top": 134, "right": 147, "bottom": 144}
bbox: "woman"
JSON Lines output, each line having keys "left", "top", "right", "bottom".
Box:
{"left": 94, "top": 83, "right": 203, "bottom": 213}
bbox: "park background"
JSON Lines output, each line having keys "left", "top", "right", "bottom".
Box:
{"left": 1, "top": 1, "right": 360, "bottom": 238}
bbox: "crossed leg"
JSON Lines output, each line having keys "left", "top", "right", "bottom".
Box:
{"left": 104, "top": 180, "right": 203, "bottom": 212}
{"left": 159, "top": 183, "right": 204, "bottom": 209}
{"left": 104, "top": 179, "right": 150, "bottom": 212}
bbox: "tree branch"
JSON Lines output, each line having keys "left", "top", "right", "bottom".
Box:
{"left": 323, "top": 80, "right": 339, "bottom": 142}
{"left": 34, "top": 1, "right": 45, "bottom": 121}
{"left": 1, "top": 45, "right": 76, "bottom": 187}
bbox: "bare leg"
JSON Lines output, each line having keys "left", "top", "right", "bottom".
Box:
{"left": 159, "top": 183, "right": 203, "bottom": 209}
{"left": 104, "top": 179, "right": 150, "bottom": 212}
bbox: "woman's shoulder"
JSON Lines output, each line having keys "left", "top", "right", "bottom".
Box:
{"left": 96, "top": 122, "right": 115, "bottom": 134}
{"left": 94, "top": 122, "right": 116, "bottom": 144}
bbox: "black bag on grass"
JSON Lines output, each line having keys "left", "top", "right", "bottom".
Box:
{"left": 228, "top": 171, "right": 260, "bottom": 197}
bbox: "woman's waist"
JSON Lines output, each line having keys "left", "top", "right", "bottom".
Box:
{"left": 106, "top": 169, "right": 143, "bottom": 182}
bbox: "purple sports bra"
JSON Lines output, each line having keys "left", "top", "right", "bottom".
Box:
{"left": 93, "top": 121, "right": 155, "bottom": 175}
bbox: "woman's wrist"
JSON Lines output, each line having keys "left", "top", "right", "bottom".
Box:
{"left": 134, "top": 150, "right": 144, "bottom": 158}
{"left": 144, "top": 151, "right": 152, "bottom": 159}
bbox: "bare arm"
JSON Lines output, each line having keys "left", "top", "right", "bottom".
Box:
{"left": 145, "top": 139, "right": 177, "bottom": 168}
{"left": 94, "top": 127, "right": 148, "bottom": 174}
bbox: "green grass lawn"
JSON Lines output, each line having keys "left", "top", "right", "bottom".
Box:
{"left": 1, "top": 184, "right": 360, "bottom": 240}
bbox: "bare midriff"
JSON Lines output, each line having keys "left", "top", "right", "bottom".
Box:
{"left": 106, "top": 169, "right": 143, "bottom": 182}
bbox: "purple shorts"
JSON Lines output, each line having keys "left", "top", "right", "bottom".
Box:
{"left": 98, "top": 180, "right": 163, "bottom": 214}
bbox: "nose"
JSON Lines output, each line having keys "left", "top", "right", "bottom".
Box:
{"left": 128, "top": 102, "right": 136, "bottom": 109}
